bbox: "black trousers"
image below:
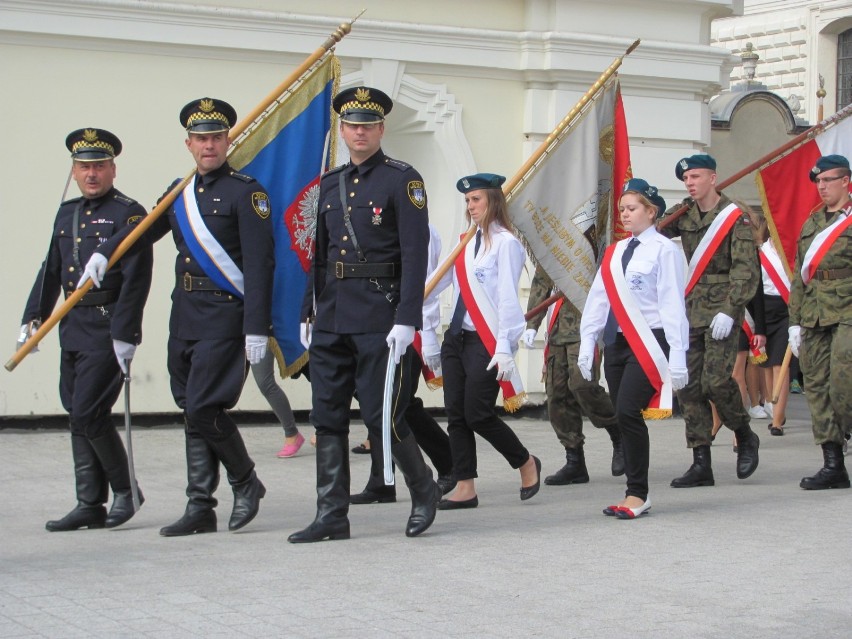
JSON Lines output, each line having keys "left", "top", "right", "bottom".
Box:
{"left": 167, "top": 336, "right": 247, "bottom": 442}
{"left": 309, "top": 330, "right": 412, "bottom": 442}
{"left": 603, "top": 330, "right": 669, "bottom": 501}
{"left": 60, "top": 349, "right": 123, "bottom": 438}
{"left": 441, "top": 330, "right": 529, "bottom": 481}
{"left": 363, "top": 346, "right": 454, "bottom": 490}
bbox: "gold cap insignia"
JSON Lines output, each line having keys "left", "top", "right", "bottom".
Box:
{"left": 355, "top": 88, "right": 370, "bottom": 103}
{"left": 199, "top": 99, "right": 215, "bottom": 113}
{"left": 83, "top": 129, "right": 99, "bottom": 143}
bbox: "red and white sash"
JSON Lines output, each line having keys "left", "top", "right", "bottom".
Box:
{"left": 742, "top": 310, "right": 767, "bottom": 364}
{"left": 455, "top": 234, "right": 526, "bottom": 412}
{"left": 412, "top": 332, "right": 441, "bottom": 390}
{"left": 600, "top": 240, "right": 672, "bottom": 419}
{"left": 800, "top": 206, "right": 852, "bottom": 284}
{"left": 759, "top": 242, "right": 791, "bottom": 303}
{"left": 542, "top": 296, "right": 563, "bottom": 366}
{"left": 685, "top": 203, "right": 743, "bottom": 296}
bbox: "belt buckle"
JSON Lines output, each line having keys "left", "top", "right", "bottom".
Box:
{"left": 335, "top": 262, "right": 344, "bottom": 279}
{"left": 183, "top": 272, "right": 193, "bottom": 291}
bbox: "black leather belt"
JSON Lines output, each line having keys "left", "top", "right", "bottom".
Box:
{"left": 70, "top": 289, "right": 120, "bottom": 306}
{"left": 180, "top": 273, "right": 224, "bottom": 292}
{"left": 334, "top": 262, "right": 400, "bottom": 279}
{"left": 814, "top": 268, "right": 852, "bottom": 281}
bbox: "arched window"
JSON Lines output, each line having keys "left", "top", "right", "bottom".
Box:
{"left": 839, "top": 28, "right": 852, "bottom": 109}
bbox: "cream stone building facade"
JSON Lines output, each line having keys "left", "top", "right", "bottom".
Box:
{"left": 0, "top": 0, "right": 744, "bottom": 416}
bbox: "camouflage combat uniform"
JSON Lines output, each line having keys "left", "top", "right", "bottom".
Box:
{"left": 659, "top": 194, "right": 760, "bottom": 447}
{"left": 526, "top": 267, "right": 618, "bottom": 449}
{"left": 789, "top": 204, "right": 852, "bottom": 446}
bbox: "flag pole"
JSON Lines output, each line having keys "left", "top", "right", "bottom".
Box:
{"left": 659, "top": 102, "right": 852, "bottom": 230}
{"left": 424, "top": 39, "right": 641, "bottom": 299}
{"left": 6, "top": 14, "right": 362, "bottom": 373}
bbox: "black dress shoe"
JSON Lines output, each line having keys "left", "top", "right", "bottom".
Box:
{"left": 520, "top": 456, "right": 542, "bottom": 501}
{"left": 437, "top": 495, "right": 478, "bottom": 510}
{"left": 351, "top": 443, "right": 371, "bottom": 455}
{"left": 436, "top": 474, "right": 457, "bottom": 496}
{"left": 349, "top": 487, "right": 396, "bottom": 504}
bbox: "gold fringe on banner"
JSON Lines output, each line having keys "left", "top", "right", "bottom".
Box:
{"left": 642, "top": 408, "right": 672, "bottom": 420}
{"left": 268, "top": 337, "right": 309, "bottom": 379}
{"left": 425, "top": 376, "right": 444, "bottom": 391}
{"left": 749, "top": 352, "right": 769, "bottom": 365}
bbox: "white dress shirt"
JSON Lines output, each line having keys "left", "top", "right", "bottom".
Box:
{"left": 428, "top": 223, "right": 526, "bottom": 354}
{"left": 581, "top": 225, "right": 689, "bottom": 356}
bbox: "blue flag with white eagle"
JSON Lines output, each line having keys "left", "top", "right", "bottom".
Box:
{"left": 229, "top": 55, "right": 339, "bottom": 376}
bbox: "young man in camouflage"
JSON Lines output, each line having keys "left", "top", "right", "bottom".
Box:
{"left": 659, "top": 154, "right": 761, "bottom": 488}
{"left": 523, "top": 266, "right": 623, "bottom": 485}
{"left": 789, "top": 154, "right": 852, "bottom": 490}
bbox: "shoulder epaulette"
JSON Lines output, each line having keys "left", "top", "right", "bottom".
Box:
{"left": 113, "top": 192, "right": 137, "bottom": 206}
{"left": 322, "top": 165, "right": 347, "bottom": 178}
{"left": 384, "top": 156, "right": 412, "bottom": 172}
{"left": 229, "top": 171, "right": 256, "bottom": 183}
{"left": 61, "top": 196, "right": 83, "bottom": 206}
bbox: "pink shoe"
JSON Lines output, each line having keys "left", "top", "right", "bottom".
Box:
{"left": 277, "top": 433, "right": 305, "bottom": 458}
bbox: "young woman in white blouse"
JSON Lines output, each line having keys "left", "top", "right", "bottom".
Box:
{"left": 579, "top": 179, "right": 689, "bottom": 519}
{"left": 425, "top": 173, "right": 541, "bottom": 509}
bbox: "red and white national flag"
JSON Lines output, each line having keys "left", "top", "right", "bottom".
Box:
{"left": 756, "top": 109, "right": 852, "bottom": 270}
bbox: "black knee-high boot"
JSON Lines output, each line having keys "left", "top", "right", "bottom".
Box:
{"left": 392, "top": 434, "right": 441, "bottom": 538}
{"left": 90, "top": 429, "right": 144, "bottom": 528}
{"left": 159, "top": 433, "right": 219, "bottom": 536}
{"left": 46, "top": 435, "right": 108, "bottom": 531}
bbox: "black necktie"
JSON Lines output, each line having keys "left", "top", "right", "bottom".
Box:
{"left": 603, "top": 237, "right": 640, "bottom": 345}
{"left": 449, "top": 230, "right": 481, "bottom": 335}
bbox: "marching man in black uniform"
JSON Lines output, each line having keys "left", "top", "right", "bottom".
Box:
{"left": 20, "top": 128, "right": 153, "bottom": 531}
{"left": 289, "top": 86, "right": 441, "bottom": 543}
{"left": 81, "top": 99, "right": 274, "bottom": 535}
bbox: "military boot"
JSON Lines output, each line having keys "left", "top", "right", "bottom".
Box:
{"left": 46, "top": 435, "right": 108, "bottom": 531}
{"left": 605, "top": 425, "right": 626, "bottom": 477}
{"left": 734, "top": 427, "right": 760, "bottom": 479}
{"left": 350, "top": 440, "right": 396, "bottom": 504}
{"left": 289, "top": 434, "right": 351, "bottom": 543}
{"left": 800, "top": 442, "right": 851, "bottom": 490}
{"left": 545, "top": 446, "right": 590, "bottom": 485}
{"left": 90, "top": 429, "right": 144, "bottom": 528}
{"left": 670, "top": 445, "right": 715, "bottom": 488}
{"left": 392, "top": 434, "right": 441, "bottom": 538}
{"left": 210, "top": 428, "right": 266, "bottom": 531}
{"left": 160, "top": 434, "right": 219, "bottom": 536}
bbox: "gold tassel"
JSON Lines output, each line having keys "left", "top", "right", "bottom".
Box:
{"left": 425, "top": 376, "right": 444, "bottom": 390}
{"left": 503, "top": 392, "right": 528, "bottom": 413}
{"left": 748, "top": 352, "right": 768, "bottom": 365}
{"left": 641, "top": 407, "right": 673, "bottom": 420}
{"left": 269, "top": 337, "right": 310, "bottom": 379}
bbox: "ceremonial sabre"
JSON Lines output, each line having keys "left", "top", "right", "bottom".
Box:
{"left": 381, "top": 343, "right": 396, "bottom": 486}
{"left": 123, "top": 361, "right": 141, "bottom": 511}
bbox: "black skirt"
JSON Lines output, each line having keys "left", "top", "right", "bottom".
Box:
{"left": 761, "top": 294, "right": 789, "bottom": 367}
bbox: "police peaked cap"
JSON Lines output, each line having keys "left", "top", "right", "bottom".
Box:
{"left": 809, "top": 154, "right": 850, "bottom": 182}
{"left": 334, "top": 86, "right": 393, "bottom": 124}
{"left": 675, "top": 154, "right": 717, "bottom": 180}
{"left": 180, "top": 97, "right": 237, "bottom": 133}
{"left": 66, "top": 128, "right": 122, "bottom": 161}
{"left": 456, "top": 173, "right": 506, "bottom": 193}
{"left": 622, "top": 178, "right": 666, "bottom": 217}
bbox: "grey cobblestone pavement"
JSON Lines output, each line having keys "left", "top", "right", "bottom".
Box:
{"left": 1, "top": 394, "right": 850, "bottom": 638}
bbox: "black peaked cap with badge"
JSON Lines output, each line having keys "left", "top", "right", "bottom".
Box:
{"left": 333, "top": 86, "right": 393, "bottom": 124}
{"left": 65, "top": 128, "right": 122, "bottom": 161}
{"left": 180, "top": 97, "right": 238, "bottom": 133}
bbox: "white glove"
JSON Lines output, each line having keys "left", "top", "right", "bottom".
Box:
{"left": 245, "top": 335, "right": 268, "bottom": 365}
{"left": 16, "top": 323, "right": 39, "bottom": 353}
{"left": 670, "top": 367, "right": 689, "bottom": 391}
{"left": 420, "top": 329, "right": 442, "bottom": 374}
{"left": 113, "top": 339, "right": 136, "bottom": 375}
{"left": 522, "top": 328, "right": 537, "bottom": 349}
{"left": 300, "top": 322, "right": 312, "bottom": 350}
{"left": 577, "top": 339, "right": 595, "bottom": 381}
{"left": 486, "top": 352, "right": 516, "bottom": 382}
{"left": 788, "top": 325, "right": 802, "bottom": 358}
{"left": 78, "top": 253, "right": 108, "bottom": 289}
{"left": 709, "top": 312, "right": 735, "bottom": 340}
{"left": 386, "top": 325, "right": 415, "bottom": 364}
